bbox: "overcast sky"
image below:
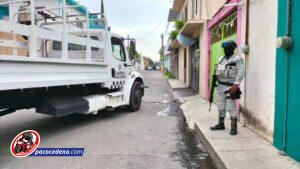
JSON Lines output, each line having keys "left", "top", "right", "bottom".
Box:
{"left": 79, "top": 0, "right": 173, "bottom": 61}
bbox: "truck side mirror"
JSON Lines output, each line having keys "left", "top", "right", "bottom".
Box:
{"left": 131, "top": 59, "right": 136, "bottom": 65}
{"left": 129, "top": 41, "right": 136, "bottom": 54}
{"left": 129, "top": 40, "right": 136, "bottom": 63}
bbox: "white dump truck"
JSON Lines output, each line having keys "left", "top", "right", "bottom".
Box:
{"left": 0, "top": 0, "right": 145, "bottom": 117}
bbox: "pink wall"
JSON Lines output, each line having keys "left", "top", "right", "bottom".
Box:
{"left": 204, "top": 0, "right": 242, "bottom": 100}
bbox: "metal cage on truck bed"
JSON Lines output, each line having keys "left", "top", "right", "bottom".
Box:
{"left": 0, "top": 0, "right": 111, "bottom": 91}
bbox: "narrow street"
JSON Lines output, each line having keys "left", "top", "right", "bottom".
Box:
{"left": 0, "top": 71, "right": 215, "bottom": 169}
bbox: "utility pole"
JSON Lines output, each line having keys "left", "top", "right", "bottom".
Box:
{"left": 100, "top": 0, "right": 104, "bottom": 15}
{"left": 127, "top": 34, "right": 130, "bottom": 48}
{"left": 160, "top": 33, "right": 164, "bottom": 72}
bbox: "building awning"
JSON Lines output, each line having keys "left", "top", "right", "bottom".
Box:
{"left": 181, "top": 19, "right": 205, "bottom": 36}
{"left": 168, "top": 19, "right": 205, "bottom": 49}
{"left": 169, "top": 39, "right": 180, "bottom": 50}
{"left": 177, "top": 33, "right": 195, "bottom": 47}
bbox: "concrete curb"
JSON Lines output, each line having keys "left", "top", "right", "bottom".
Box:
{"left": 194, "top": 124, "right": 226, "bottom": 169}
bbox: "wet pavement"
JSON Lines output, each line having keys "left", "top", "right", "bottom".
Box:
{"left": 0, "top": 71, "right": 216, "bottom": 169}
{"left": 155, "top": 84, "right": 216, "bottom": 169}
{"left": 169, "top": 89, "right": 216, "bottom": 169}
{"left": 175, "top": 110, "right": 216, "bottom": 169}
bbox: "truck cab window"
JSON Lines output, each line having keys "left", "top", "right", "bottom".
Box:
{"left": 111, "top": 37, "right": 126, "bottom": 62}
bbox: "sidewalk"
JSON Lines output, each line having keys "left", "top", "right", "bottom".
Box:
{"left": 168, "top": 79, "right": 189, "bottom": 89}
{"left": 177, "top": 95, "right": 300, "bottom": 169}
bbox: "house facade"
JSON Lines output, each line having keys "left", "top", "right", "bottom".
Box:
{"left": 168, "top": 0, "right": 299, "bottom": 162}
{"left": 203, "top": 0, "right": 277, "bottom": 143}
{"left": 168, "top": 0, "right": 206, "bottom": 92}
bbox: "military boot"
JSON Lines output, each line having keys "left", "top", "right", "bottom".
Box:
{"left": 230, "top": 118, "right": 238, "bottom": 135}
{"left": 210, "top": 117, "right": 225, "bottom": 130}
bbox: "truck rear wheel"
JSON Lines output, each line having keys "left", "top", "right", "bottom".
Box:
{"left": 128, "top": 81, "right": 143, "bottom": 112}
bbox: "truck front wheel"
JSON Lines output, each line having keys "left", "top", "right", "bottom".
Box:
{"left": 128, "top": 81, "right": 143, "bottom": 112}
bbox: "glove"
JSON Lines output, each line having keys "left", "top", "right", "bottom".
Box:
{"left": 225, "top": 85, "right": 242, "bottom": 100}
{"left": 230, "top": 84, "right": 239, "bottom": 95}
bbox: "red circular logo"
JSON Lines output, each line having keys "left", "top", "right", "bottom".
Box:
{"left": 10, "top": 130, "right": 40, "bottom": 158}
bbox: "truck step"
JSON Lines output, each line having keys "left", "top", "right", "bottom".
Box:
{"left": 83, "top": 93, "right": 125, "bottom": 114}
{"left": 107, "top": 92, "right": 123, "bottom": 97}
{"left": 105, "top": 101, "right": 128, "bottom": 110}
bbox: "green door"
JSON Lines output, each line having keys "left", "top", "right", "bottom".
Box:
{"left": 274, "top": 0, "right": 300, "bottom": 162}
{"left": 209, "top": 12, "right": 237, "bottom": 102}
{"left": 0, "top": 7, "right": 9, "bottom": 19}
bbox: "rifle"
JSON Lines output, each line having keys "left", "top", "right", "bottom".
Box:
{"left": 209, "top": 66, "right": 218, "bottom": 111}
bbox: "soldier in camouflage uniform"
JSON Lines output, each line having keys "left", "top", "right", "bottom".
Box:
{"left": 210, "top": 40, "right": 244, "bottom": 135}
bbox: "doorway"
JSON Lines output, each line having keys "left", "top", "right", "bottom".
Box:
{"left": 191, "top": 41, "right": 199, "bottom": 91}
{"left": 184, "top": 48, "right": 187, "bottom": 83}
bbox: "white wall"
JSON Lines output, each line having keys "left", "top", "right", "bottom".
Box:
{"left": 179, "top": 0, "right": 200, "bottom": 21}
{"left": 239, "top": 0, "right": 277, "bottom": 141}
{"left": 178, "top": 47, "right": 185, "bottom": 82}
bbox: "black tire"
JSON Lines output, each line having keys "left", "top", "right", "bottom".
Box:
{"left": 128, "top": 81, "right": 143, "bottom": 112}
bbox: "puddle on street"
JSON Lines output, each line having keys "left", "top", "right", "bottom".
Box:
{"left": 157, "top": 99, "right": 181, "bottom": 117}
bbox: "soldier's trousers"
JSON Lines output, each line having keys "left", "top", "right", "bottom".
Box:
{"left": 216, "top": 85, "right": 237, "bottom": 118}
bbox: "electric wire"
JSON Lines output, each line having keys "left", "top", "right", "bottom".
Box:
{"left": 138, "top": 14, "right": 168, "bottom": 41}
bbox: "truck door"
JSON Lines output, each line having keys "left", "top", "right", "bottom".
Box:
{"left": 111, "top": 37, "right": 130, "bottom": 80}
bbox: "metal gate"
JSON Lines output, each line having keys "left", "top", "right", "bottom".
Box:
{"left": 191, "top": 41, "right": 199, "bottom": 91}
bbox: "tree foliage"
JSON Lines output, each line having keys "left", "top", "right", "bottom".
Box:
{"left": 170, "top": 30, "right": 179, "bottom": 41}
{"left": 169, "top": 20, "right": 185, "bottom": 41}
{"left": 175, "top": 20, "right": 185, "bottom": 30}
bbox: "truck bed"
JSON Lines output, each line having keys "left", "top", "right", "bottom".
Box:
{"left": 0, "top": 17, "right": 109, "bottom": 91}
{"left": 0, "top": 56, "right": 109, "bottom": 91}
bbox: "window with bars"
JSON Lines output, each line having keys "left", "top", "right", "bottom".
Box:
{"left": 192, "top": 0, "right": 199, "bottom": 19}
{"left": 210, "top": 12, "right": 237, "bottom": 44}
